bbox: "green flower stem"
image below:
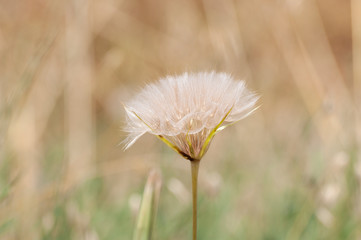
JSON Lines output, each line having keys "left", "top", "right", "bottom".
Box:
{"left": 191, "top": 160, "right": 200, "bottom": 240}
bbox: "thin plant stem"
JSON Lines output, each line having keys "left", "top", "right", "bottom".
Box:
{"left": 191, "top": 160, "right": 200, "bottom": 240}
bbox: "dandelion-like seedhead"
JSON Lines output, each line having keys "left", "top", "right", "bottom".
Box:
{"left": 123, "top": 72, "right": 259, "bottom": 161}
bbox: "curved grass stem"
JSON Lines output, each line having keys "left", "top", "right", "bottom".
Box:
{"left": 191, "top": 160, "right": 200, "bottom": 240}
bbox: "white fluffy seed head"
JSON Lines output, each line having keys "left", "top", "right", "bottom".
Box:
{"left": 123, "top": 71, "right": 259, "bottom": 160}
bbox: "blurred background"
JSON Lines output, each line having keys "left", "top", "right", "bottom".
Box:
{"left": 0, "top": 0, "right": 360, "bottom": 239}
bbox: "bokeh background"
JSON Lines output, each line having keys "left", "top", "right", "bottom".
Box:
{"left": 0, "top": 0, "right": 360, "bottom": 239}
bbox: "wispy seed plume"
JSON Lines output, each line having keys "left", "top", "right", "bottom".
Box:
{"left": 123, "top": 71, "right": 259, "bottom": 161}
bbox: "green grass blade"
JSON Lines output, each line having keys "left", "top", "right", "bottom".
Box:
{"left": 133, "top": 169, "right": 162, "bottom": 240}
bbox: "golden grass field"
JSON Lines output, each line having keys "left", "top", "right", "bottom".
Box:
{"left": 0, "top": 0, "right": 360, "bottom": 239}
